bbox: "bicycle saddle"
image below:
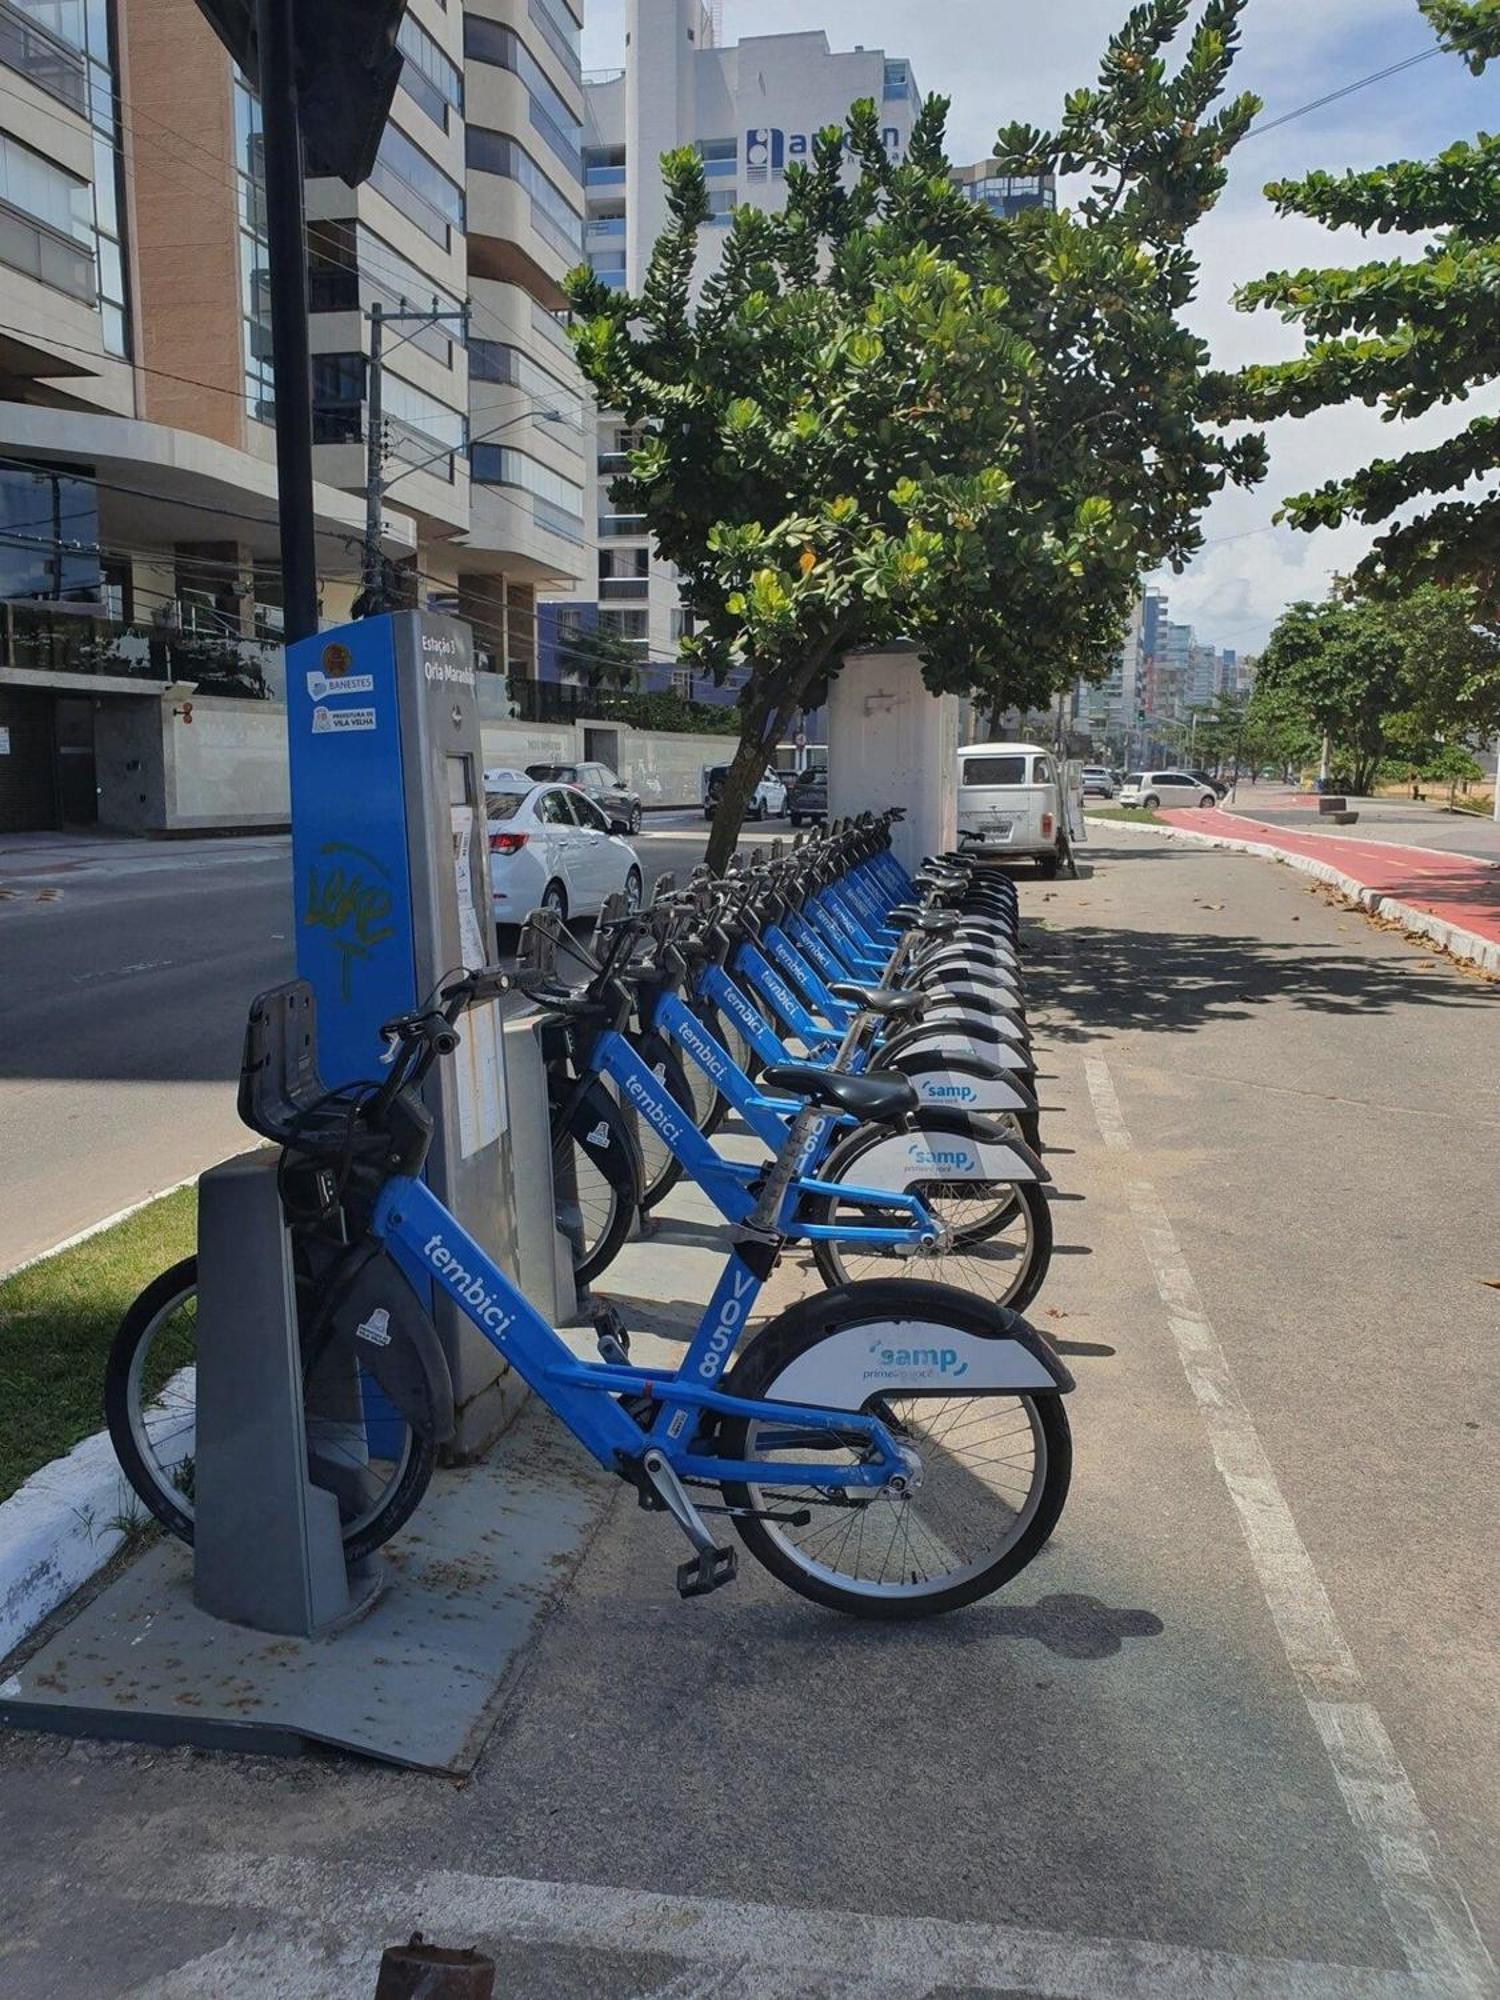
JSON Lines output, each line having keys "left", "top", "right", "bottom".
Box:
{"left": 913, "top": 910, "right": 961, "bottom": 935}
{"left": 761, "top": 1065, "right": 917, "bottom": 1123}
{"left": 827, "top": 981, "right": 923, "bottom": 1020}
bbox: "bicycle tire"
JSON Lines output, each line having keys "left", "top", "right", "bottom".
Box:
{"left": 717, "top": 1278, "right": 1071, "bottom": 1618}
{"left": 549, "top": 1072, "right": 639, "bottom": 1287}
{"left": 801, "top": 1123, "right": 1053, "bottom": 1312}
{"left": 104, "top": 1256, "right": 436, "bottom": 1562}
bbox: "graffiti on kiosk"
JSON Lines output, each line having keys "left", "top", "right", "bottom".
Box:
{"left": 302, "top": 840, "right": 395, "bottom": 1002}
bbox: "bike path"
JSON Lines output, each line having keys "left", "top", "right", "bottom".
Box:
{"left": 1156, "top": 803, "right": 1500, "bottom": 958}
{"left": 5, "top": 843, "right": 1497, "bottom": 1996}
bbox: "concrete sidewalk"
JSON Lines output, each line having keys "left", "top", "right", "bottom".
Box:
{"left": 2, "top": 836, "right": 1497, "bottom": 1997}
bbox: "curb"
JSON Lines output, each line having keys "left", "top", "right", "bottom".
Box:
{"left": 1098, "top": 818, "right": 1500, "bottom": 975}
{"left": 0, "top": 1424, "right": 150, "bottom": 1665}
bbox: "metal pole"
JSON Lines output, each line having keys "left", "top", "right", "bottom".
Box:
{"left": 360, "top": 299, "right": 384, "bottom": 615}
{"left": 255, "top": 0, "right": 318, "bottom": 643}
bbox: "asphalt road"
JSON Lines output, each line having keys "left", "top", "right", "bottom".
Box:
{"left": 3, "top": 832, "right": 1496, "bottom": 1997}
{"left": 0, "top": 812, "right": 739, "bottom": 1272}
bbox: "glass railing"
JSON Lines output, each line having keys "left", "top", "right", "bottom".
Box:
{"left": 587, "top": 214, "right": 625, "bottom": 236}
{"left": 598, "top": 514, "right": 647, "bottom": 537}
{"left": 1, "top": 602, "right": 281, "bottom": 698}
{"left": 0, "top": 0, "right": 86, "bottom": 113}
{"left": 0, "top": 198, "right": 94, "bottom": 303}
{"left": 584, "top": 164, "right": 626, "bottom": 187}
{"left": 599, "top": 576, "right": 648, "bottom": 598}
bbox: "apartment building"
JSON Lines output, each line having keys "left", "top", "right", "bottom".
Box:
{"left": 540, "top": 0, "right": 919, "bottom": 699}
{"left": 952, "top": 158, "right": 1057, "bottom": 220}
{"left": 0, "top": 0, "right": 590, "bottom": 833}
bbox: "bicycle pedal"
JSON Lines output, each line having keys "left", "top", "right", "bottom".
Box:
{"left": 676, "top": 1545, "right": 738, "bottom": 1599}
{"left": 590, "top": 1300, "right": 631, "bottom": 1364}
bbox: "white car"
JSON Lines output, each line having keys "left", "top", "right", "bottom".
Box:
{"left": 1117, "top": 769, "right": 1218, "bottom": 810}
{"left": 484, "top": 776, "right": 644, "bottom": 929}
{"left": 1080, "top": 765, "right": 1115, "bottom": 798}
{"left": 701, "top": 764, "right": 788, "bottom": 821}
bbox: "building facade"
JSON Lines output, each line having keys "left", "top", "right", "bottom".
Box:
{"left": 543, "top": 0, "right": 919, "bottom": 701}
{"left": 952, "top": 159, "right": 1057, "bottom": 220}
{"left": 0, "top": 0, "right": 591, "bottom": 833}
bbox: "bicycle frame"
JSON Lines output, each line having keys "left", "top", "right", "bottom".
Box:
{"left": 369, "top": 1173, "right": 907, "bottom": 1490}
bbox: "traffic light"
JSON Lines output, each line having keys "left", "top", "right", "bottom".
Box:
{"left": 193, "top": 0, "right": 407, "bottom": 185}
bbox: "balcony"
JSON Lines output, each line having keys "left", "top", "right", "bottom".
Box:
{"left": 0, "top": 0, "right": 86, "bottom": 113}
{"left": 598, "top": 514, "right": 646, "bottom": 538}
{"left": 597, "top": 451, "right": 630, "bottom": 476}
{"left": 584, "top": 164, "right": 626, "bottom": 188}
{"left": 1, "top": 602, "right": 281, "bottom": 698}
{"left": 0, "top": 198, "right": 95, "bottom": 304}
{"left": 587, "top": 215, "right": 626, "bottom": 238}
{"left": 599, "top": 575, "right": 648, "bottom": 599}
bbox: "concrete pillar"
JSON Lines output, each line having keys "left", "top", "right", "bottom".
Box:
{"left": 625, "top": 0, "right": 699, "bottom": 290}
{"left": 826, "top": 644, "right": 959, "bottom": 877}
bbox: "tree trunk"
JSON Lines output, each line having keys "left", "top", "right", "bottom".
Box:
{"left": 703, "top": 648, "right": 839, "bottom": 874}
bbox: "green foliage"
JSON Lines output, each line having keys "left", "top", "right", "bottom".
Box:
{"left": 557, "top": 623, "right": 644, "bottom": 692}
{"left": 565, "top": 0, "right": 1265, "bottom": 864}
{"left": 1249, "top": 584, "right": 1500, "bottom": 791}
{"left": 1234, "top": 2, "right": 1500, "bottom": 605}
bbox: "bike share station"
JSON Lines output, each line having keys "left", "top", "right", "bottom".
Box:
{"left": 0, "top": 611, "right": 593, "bottom": 1772}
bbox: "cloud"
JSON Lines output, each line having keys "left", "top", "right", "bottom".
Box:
{"left": 581, "top": 0, "right": 1497, "bottom": 650}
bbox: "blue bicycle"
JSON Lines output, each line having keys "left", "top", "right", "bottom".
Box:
{"left": 108, "top": 966, "right": 1074, "bottom": 1617}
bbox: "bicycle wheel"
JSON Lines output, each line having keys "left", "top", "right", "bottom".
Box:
{"left": 802, "top": 1124, "right": 1053, "bottom": 1312}
{"left": 104, "top": 1257, "right": 435, "bottom": 1561}
{"left": 549, "top": 1072, "right": 639, "bottom": 1287}
{"left": 718, "top": 1279, "right": 1070, "bottom": 1617}
{"left": 634, "top": 1032, "right": 699, "bottom": 1214}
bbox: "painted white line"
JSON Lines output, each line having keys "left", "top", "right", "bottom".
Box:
{"left": 0, "top": 1174, "right": 198, "bottom": 1284}
{"left": 137, "top": 1849, "right": 1451, "bottom": 2000}
{"left": 1216, "top": 807, "right": 1500, "bottom": 872}
{"left": 1085, "top": 1055, "right": 1495, "bottom": 2000}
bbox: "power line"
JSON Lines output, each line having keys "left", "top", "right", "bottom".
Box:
{"left": 1245, "top": 46, "right": 1445, "bottom": 142}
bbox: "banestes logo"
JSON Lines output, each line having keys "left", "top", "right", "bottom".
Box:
{"left": 425, "top": 1234, "right": 514, "bottom": 1335}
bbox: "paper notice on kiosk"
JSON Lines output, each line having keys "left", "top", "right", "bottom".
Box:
{"left": 449, "top": 804, "right": 506, "bottom": 1155}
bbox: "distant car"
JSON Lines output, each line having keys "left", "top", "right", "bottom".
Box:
{"left": 1190, "top": 769, "right": 1229, "bottom": 798}
{"left": 525, "top": 760, "right": 642, "bottom": 835}
{"left": 701, "top": 764, "right": 788, "bottom": 821}
{"left": 788, "top": 765, "right": 828, "bottom": 827}
{"left": 1080, "top": 765, "right": 1115, "bottom": 799}
{"left": 486, "top": 778, "right": 643, "bottom": 929}
{"left": 1117, "top": 769, "right": 1218, "bottom": 810}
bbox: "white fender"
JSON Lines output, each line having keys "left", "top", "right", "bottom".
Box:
{"left": 900, "top": 1068, "right": 1032, "bottom": 1114}
{"left": 770, "top": 1320, "right": 1063, "bottom": 1405}
{"left": 896, "top": 1030, "right": 1030, "bottom": 1073}
{"left": 840, "top": 1128, "right": 1042, "bottom": 1185}
{"left": 928, "top": 981, "right": 1024, "bottom": 1018}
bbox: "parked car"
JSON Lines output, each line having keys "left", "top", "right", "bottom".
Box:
{"left": 955, "top": 741, "right": 1067, "bottom": 875}
{"left": 1190, "top": 769, "right": 1229, "bottom": 798}
{"left": 485, "top": 777, "right": 644, "bottom": 930}
{"left": 1117, "top": 769, "right": 1218, "bottom": 810}
{"left": 701, "top": 764, "right": 789, "bottom": 821}
{"left": 1080, "top": 764, "right": 1116, "bottom": 799}
{"left": 525, "top": 760, "right": 642, "bottom": 835}
{"left": 787, "top": 765, "right": 828, "bottom": 827}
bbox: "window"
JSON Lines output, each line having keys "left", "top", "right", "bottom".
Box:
{"left": 696, "top": 138, "right": 736, "bottom": 179}
{"left": 466, "top": 127, "right": 583, "bottom": 261}
{"left": 470, "top": 442, "right": 584, "bottom": 538}
{"left": 961, "top": 755, "right": 1027, "bottom": 786}
{"left": 0, "top": 463, "right": 100, "bottom": 601}
{"left": 705, "top": 190, "right": 735, "bottom": 222}
{"left": 536, "top": 789, "right": 573, "bottom": 826}
{"left": 0, "top": 6, "right": 86, "bottom": 112}
{"left": 311, "top": 351, "right": 365, "bottom": 442}
{"left": 597, "top": 608, "right": 646, "bottom": 641}
{"left": 528, "top": 0, "right": 581, "bottom": 82}
{"left": 573, "top": 794, "right": 610, "bottom": 831}
{"left": 372, "top": 122, "right": 465, "bottom": 245}
{"left": 467, "top": 337, "right": 584, "bottom": 432}
{"left": 883, "top": 60, "right": 911, "bottom": 102}
{"left": 464, "top": 19, "right": 581, "bottom": 176}
{"left": 307, "top": 219, "right": 463, "bottom": 366}
{"left": 0, "top": 130, "right": 91, "bottom": 241}
{"left": 1032, "top": 757, "right": 1055, "bottom": 784}
{"left": 397, "top": 13, "right": 462, "bottom": 127}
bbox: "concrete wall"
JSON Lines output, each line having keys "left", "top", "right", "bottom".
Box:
{"left": 99, "top": 701, "right": 738, "bottom": 831}
{"left": 162, "top": 699, "right": 290, "bottom": 830}
{"left": 828, "top": 647, "right": 958, "bottom": 876}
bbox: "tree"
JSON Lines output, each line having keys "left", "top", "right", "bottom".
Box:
{"left": 1234, "top": 0, "right": 1500, "bottom": 607}
{"left": 558, "top": 623, "right": 642, "bottom": 692}
{"left": 1249, "top": 583, "right": 1500, "bottom": 791}
{"left": 565, "top": 0, "right": 1266, "bottom": 870}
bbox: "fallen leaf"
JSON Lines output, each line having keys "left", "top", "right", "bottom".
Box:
{"left": 1412, "top": 960, "right": 1436, "bottom": 970}
{"left": 1484, "top": 1279, "right": 1500, "bottom": 1291}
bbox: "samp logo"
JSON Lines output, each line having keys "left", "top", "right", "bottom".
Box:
{"left": 321, "top": 641, "right": 353, "bottom": 680}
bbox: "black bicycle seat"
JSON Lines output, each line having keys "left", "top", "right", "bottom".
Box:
{"left": 914, "top": 910, "right": 961, "bottom": 935}
{"left": 761, "top": 1064, "right": 917, "bottom": 1123}
{"left": 827, "top": 981, "right": 923, "bottom": 1020}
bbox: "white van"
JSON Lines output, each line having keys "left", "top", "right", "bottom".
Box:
{"left": 956, "top": 741, "right": 1067, "bottom": 876}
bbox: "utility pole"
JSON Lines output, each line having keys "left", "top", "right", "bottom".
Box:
{"left": 255, "top": 0, "right": 318, "bottom": 642}
{"left": 360, "top": 299, "right": 384, "bottom": 614}
{"left": 1493, "top": 731, "right": 1499, "bottom": 822}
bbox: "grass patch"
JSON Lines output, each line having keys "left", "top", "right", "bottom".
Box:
{"left": 1085, "top": 805, "right": 1161, "bottom": 825}
{"left": 0, "top": 1186, "right": 196, "bottom": 1503}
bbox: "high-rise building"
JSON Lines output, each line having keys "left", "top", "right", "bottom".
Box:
{"left": 547, "top": 1, "right": 920, "bottom": 695}
{"left": 952, "top": 159, "right": 1057, "bottom": 220}
{"left": 0, "top": 0, "right": 591, "bottom": 834}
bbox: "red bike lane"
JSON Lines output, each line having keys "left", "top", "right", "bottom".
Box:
{"left": 1154, "top": 804, "right": 1500, "bottom": 957}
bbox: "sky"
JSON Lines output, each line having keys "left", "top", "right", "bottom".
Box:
{"left": 580, "top": 0, "right": 1500, "bottom": 656}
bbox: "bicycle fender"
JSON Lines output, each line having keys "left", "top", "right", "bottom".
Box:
{"left": 324, "top": 1254, "right": 455, "bottom": 1444}
{"left": 552, "top": 1071, "right": 646, "bottom": 1191}
{"left": 904, "top": 1022, "right": 1032, "bottom": 1071}
{"left": 885, "top": 1051, "right": 1038, "bottom": 1116}
{"left": 848, "top": 1109, "right": 1049, "bottom": 1186}
{"left": 768, "top": 1309, "right": 1072, "bottom": 1405}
